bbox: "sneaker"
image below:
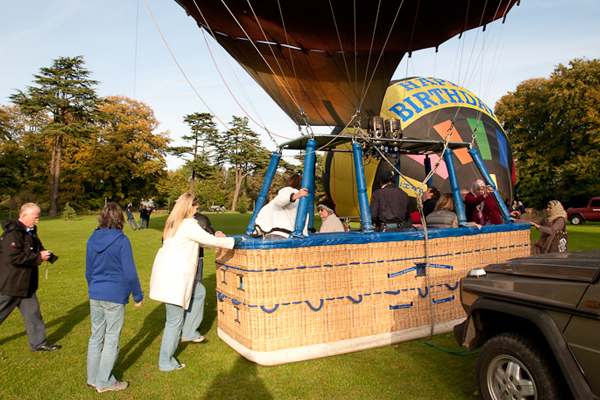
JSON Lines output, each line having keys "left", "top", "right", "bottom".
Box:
{"left": 181, "top": 335, "right": 204, "bottom": 343}
{"left": 159, "top": 363, "right": 186, "bottom": 372}
{"left": 96, "top": 381, "right": 128, "bottom": 393}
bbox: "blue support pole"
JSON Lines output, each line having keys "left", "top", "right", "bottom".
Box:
{"left": 291, "top": 139, "right": 317, "bottom": 237}
{"left": 424, "top": 155, "right": 433, "bottom": 188}
{"left": 308, "top": 156, "right": 316, "bottom": 231}
{"left": 468, "top": 147, "right": 514, "bottom": 223}
{"left": 442, "top": 149, "right": 469, "bottom": 226}
{"left": 352, "top": 142, "right": 373, "bottom": 232}
{"left": 246, "top": 151, "right": 281, "bottom": 235}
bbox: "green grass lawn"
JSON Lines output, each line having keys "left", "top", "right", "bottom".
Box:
{"left": 1, "top": 215, "right": 598, "bottom": 399}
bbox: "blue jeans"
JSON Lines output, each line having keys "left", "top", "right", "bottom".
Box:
{"left": 87, "top": 300, "right": 125, "bottom": 388}
{"left": 159, "top": 303, "right": 185, "bottom": 371}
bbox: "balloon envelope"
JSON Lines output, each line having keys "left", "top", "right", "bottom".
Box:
{"left": 174, "top": 0, "right": 518, "bottom": 127}
{"left": 323, "top": 77, "right": 515, "bottom": 217}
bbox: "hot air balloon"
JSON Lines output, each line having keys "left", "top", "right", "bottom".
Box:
{"left": 172, "top": 0, "right": 530, "bottom": 366}
{"left": 324, "top": 77, "right": 515, "bottom": 219}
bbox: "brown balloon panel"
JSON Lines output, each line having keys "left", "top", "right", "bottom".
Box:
{"left": 174, "top": 0, "right": 519, "bottom": 127}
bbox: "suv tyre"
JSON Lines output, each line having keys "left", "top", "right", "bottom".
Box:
{"left": 569, "top": 214, "right": 583, "bottom": 225}
{"left": 475, "top": 333, "right": 567, "bottom": 400}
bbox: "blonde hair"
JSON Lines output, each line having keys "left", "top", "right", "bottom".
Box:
{"left": 163, "top": 193, "right": 199, "bottom": 240}
{"left": 434, "top": 193, "right": 456, "bottom": 212}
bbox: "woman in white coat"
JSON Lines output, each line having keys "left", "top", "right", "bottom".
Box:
{"left": 149, "top": 193, "right": 240, "bottom": 372}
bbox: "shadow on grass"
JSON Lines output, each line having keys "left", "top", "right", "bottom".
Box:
{"left": 200, "top": 273, "right": 218, "bottom": 334}
{"left": 115, "top": 304, "right": 165, "bottom": 373}
{"left": 0, "top": 301, "right": 89, "bottom": 347}
{"left": 202, "top": 356, "right": 273, "bottom": 400}
{"left": 45, "top": 301, "right": 89, "bottom": 344}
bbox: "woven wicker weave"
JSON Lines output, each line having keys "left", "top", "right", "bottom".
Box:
{"left": 215, "top": 226, "right": 530, "bottom": 365}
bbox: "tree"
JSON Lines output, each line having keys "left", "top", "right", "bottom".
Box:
{"left": 0, "top": 104, "right": 51, "bottom": 212}
{"left": 77, "top": 96, "right": 170, "bottom": 208}
{"left": 213, "top": 117, "right": 269, "bottom": 211}
{"left": 170, "top": 112, "right": 218, "bottom": 193}
{"left": 10, "top": 56, "right": 103, "bottom": 216}
{"left": 495, "top": 57, "right": 600, "bottom": 209}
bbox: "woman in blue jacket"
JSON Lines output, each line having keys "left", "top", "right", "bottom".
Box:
{"left": 85, "top": 203, "right": 144, "bottom": 393}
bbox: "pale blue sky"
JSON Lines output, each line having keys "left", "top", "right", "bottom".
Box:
{"left": 1, "top": 0, "right": 599, "bottom": 169}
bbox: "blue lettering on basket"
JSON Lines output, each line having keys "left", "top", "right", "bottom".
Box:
{"left": 433, "top": 296, "right": 455, "bottom": 304}
{"left": 418, "top": 287, "right": 429, "bottom": 297}
{"left": 414, "top": 262, "right": 454, "bottom": 270}
{"left": 444, "top": 282, "right": 459, "bottom": 290}
{"left": 388, "top": 266, "right": 417, "bottom": 277}
{"left": 390, "top": 303, "right": 413, "bottom": 310}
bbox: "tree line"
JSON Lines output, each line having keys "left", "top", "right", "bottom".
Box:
{"left": 495, "top": 57, "right": 600, "bottom": 210}
{"left": 1, "top": 55, "right": 598, "bottom": 216}
{"left": 0, "top": 56, "right": 306, "bottom": 216}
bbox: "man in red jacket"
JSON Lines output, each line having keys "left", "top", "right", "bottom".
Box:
{"left": 0, "top": 203, "right": 61, "bottom": 351}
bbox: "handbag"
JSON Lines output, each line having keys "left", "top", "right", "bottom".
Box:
{"left": 555, "top": 230, "right": 568, "bottom": 252}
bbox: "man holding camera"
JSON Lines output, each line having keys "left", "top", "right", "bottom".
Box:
{"left": 0, "top": 203, "right": 62, "bottom": 351}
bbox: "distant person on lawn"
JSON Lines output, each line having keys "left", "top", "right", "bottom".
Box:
{"left": 85, "top": 202, "right": 144, "bottom": 393}
{"left": 0, "top": 202, "right": 61, "bottom": 352}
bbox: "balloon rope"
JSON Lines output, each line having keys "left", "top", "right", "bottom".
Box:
{"left": 357, "top": 0, "right": 406, "bottom": 112}
{"left": 143, "top": 0, "right": 229, "bottom": 130}
{"left": 196, "top": 0, "right": 304, "bottom": 113}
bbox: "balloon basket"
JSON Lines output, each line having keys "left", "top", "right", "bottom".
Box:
{"left": 215, "top": 223, "right": 530, "bottom": 365}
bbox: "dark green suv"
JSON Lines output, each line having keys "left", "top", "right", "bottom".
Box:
{"left": 454, "top": 250, "right": 600, "bottom": 400}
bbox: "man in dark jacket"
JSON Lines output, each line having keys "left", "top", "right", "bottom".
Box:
{"left": 370, "top": 170, "right": 412, "bottom": 232}
{"left": 0, "top": 203, "right": 61, "bottom": 351}
{"left": 179, "top": 212, "right": 222, "bottom": 343}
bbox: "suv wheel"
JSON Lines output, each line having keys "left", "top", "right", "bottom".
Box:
{"left": 569, "top": 214, "right": 583, "bottom": 225}
{"left": 476, "top": 333, "right": 565, "bottom": 400}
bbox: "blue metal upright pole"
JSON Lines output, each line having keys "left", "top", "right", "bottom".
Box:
{"left": 352, "top": 142, "right": 373, "bottom": 232}
{"left": 246, "top": 151, "right": 281, "bottom": 235}
{"left": 291, "top": 138, "right": 317, "bottom": 237}
{"left": 442, "top": 149, "right": 468, "bottom": 226}
{"left": 468, "top": 147, "right": 514, "bottom": 223}
{"left": 424, "top": 155, "right": 433, "bottom": 188}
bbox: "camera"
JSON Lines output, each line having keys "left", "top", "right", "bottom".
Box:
{"left": 48, "top": 252, "right": 59, "bottom": 264}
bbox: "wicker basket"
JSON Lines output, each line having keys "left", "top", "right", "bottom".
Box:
{"left": 215, "top": 224, "right": 530, "bottom": 365}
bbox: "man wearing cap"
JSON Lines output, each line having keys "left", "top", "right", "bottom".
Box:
{"left": 0, "top": 203, "right": 62, "bottom": 351}
{"left": 370, "top": 170, "right": 412, "bottom": 232}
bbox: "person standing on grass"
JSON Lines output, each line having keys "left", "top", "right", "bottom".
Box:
{"left": 86, "top": 202, "right": 144, "bottom": 393}
{"left": 149, "top": 193, "right": 241, "bottom": 372}
{"left": 125, "top": 203, "right": 138, "bottom": 231}
{"left": 0, "top": 202, "right": 61, "bottom": 352}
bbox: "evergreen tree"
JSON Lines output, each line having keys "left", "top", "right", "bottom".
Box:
{"left": 213, "top": 117, "right": 269, "bottom": 211}
{"left": 10, "top": 56, "right": 103, "bottom": 216}
{"left": 170, "top": 112, "right": 218, "bottom": 193}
